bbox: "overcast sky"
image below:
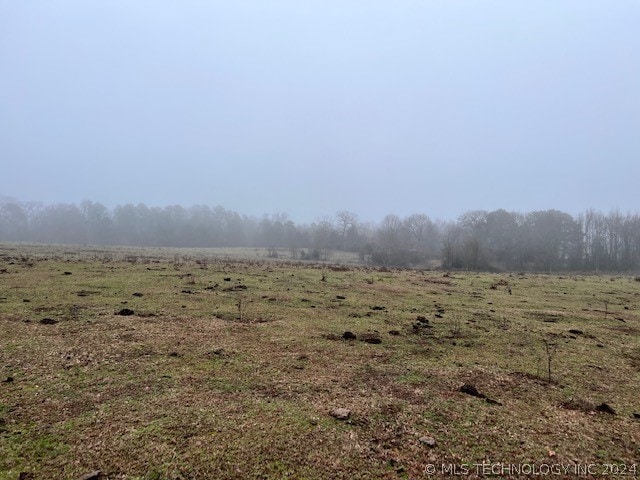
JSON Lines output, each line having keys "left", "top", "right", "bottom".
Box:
{"left": 1, "top": 1, "right": 638, "bottom": 223}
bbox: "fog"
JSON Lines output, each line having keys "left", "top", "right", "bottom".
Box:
{"left": 1, "top": 1, "right": 639, "bottom": 223}
{"left": 2, "top": 199, "right": 640, "bottom": 272}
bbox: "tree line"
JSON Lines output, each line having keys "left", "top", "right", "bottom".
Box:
{"left": 1, "top": 198, "right": 639, "bottom": 272}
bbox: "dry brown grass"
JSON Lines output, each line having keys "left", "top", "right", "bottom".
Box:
{"left": 0, "top": 245, "right": 639, "bottom": 479}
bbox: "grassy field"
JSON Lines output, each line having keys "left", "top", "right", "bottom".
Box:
{"left": 0, "top": 244, "right": 639, "bottom": 479}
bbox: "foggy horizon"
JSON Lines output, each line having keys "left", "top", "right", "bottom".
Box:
{"left": 2, "top": 193, "right": 639, "bottom": 227}
{"left": 1, "top": 2, "right": 638, "bottom": 224}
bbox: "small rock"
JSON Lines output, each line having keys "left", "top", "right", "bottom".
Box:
{"left": 388, "top": 330, "right": 401, "bottom": 336}
{"left": 132, "top": 292, "right": 144, "bottom": 297}
{"left": 330, "top": 408, "right": 351, "bottom": 420}
{"left": 336, "top": 295, "right": 346, "bottom": 300}
{"left": 633, "top": 412, "right": 640, "bottom": 419}
{"left": 419, "top": 436, "right": 436, "bottom": 448}
{"left": 63, "top": 271, "right": 72, "bottom": 275}
{"left": 39, "top": 318, "right": 58, "bottom": 325}
{"left": 342, "top": 331, "right": 356, "bottom": 340}
{"left": 568, "top": 329, "right": 583, "bottom": 335}
{"left": 2, "top": 376, "right": 13, "bottom": 383}
{"left": 78, "top": 471, "right": 103, "bottom": 480}
{"left": 116, "top": 308, "right": 135, "bottom": 316}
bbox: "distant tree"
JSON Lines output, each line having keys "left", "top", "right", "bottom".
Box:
{"left": 32, "top": 203, "right": 86, "bottom": 244}
{"left": 80, "top": 200, "right": 113, "bottom": 244}
{"left": 187, "top": 205, "right": 213, "bottom": 246}
{"left": 335, "top": 210, "right": 358, "bottom": 250}
{"left": 483, "top": 209, "right": 518, "bottom": 270}
{"left": 521, "top": 210, "right": 581, "bottom": 272}
{"left": 458, "top": 210, "right": 488, "bottom": 232}
{"left": 619, "top": 212, "right": 640, "bottom": 271}
{"left": 441, "top": 222, "right": 464, "bottom": 269}
{"left": 113, "top": 203, "right": 142, "bottom": 245}
{"left": 0, "top": 201, "right": 29, "bottom": 241}
{"left": 226, "top": 211, "right": 250, "bottom": 247}
{"left": 456, "top": 211, "right": 488, "bottom": 270}
{"left": 404, "top": 213, "right": 439, "bottom": 257}
{"left": 311, "top": 217, "right": 338, "bottom": 260}
{"left": 370, "top": 214, "right": 418, "bottom": 266}
{"left": 377, "top": 214, "right": 404, "bottom": 250}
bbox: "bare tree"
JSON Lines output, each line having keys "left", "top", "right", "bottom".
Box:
{"left": 312, "top": 216, "right": 337, "bottom": 260}
{"left": 542, "top": 336, "right": 559, "bottom": 383}
{"left": 441, "top": 221, "right": 463, "bottom": 269}
{"left": 404, "top": 213, "right": 437, "bottom": 255}
{"left": 335, "top": 210, "right": 358, "bottom": 250}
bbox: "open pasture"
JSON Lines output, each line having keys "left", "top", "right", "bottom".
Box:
{"left": 0, "top": 244, "right": 639, "bottom": 479}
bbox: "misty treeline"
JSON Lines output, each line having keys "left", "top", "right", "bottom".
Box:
{"left": 1, "top": 199, "right": 640, "bottom": 272}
